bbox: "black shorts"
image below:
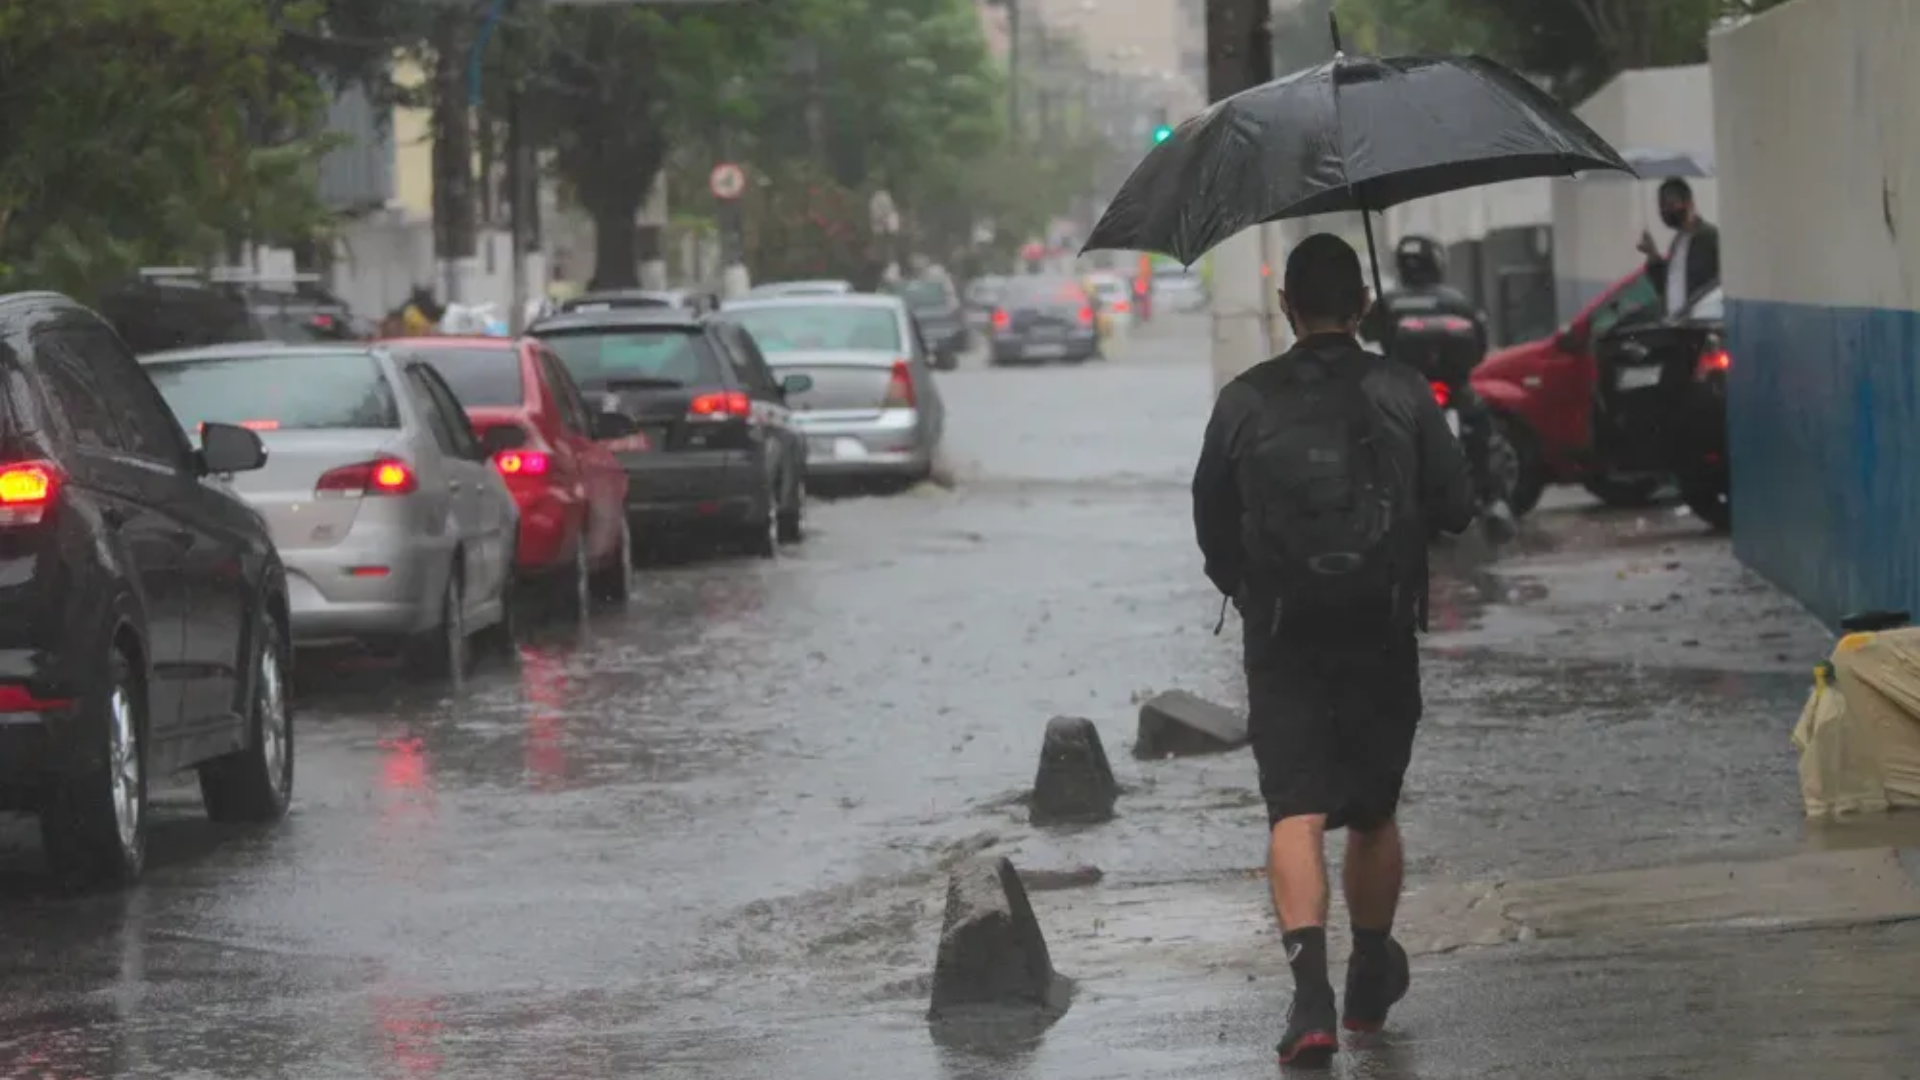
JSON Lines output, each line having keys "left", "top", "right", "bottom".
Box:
{"left": 1244, "top": 621, "right": 1423, "bottom": 830}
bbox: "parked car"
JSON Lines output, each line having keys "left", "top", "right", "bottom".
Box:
{"left": 889, "top": 275, "right": 967, "bottom": 369}
{"left": 0, "top": 292, "right": 292, "bottom": 888}
{"left": 746, "top": 280, "right": 856, "bottom": 299}
{"left": 385, "top": 337, "right": 634, "bottom": 614}
{"left": 528, "top": 308, "right": 809, "bottom": 555}
{"left": 1473, "top": 268, "right": 1667, "bottom": 513}
{"left": 963, "top": 275, "right": 1006, "bottom": 336}
{"left": 1591, "top": 282, "right": 1729, "bottom": 530}
{"left": 984, "top": 274, "right": 1101, "bottom": 364}
{"left": 140, "top": 343, "right": 519, "bottom": 672}
{"left": 718, "top": 294, "right": 946, "bottom": 487}
{"left": 1150, "top": 263, "right": 1207, "bottom": 313}
{"left": 1084, "top": 271, "right": 1134, "bottom": 340}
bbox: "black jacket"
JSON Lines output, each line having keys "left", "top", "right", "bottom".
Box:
{"left": 1646, "top": 220, "right": 1721, "bottom": 306}
{"left": 1358, "top": 282, "right": 1489, "bottom": 357}
{"left": 1192, "top": 333, "right": 1478, "bottom": 630}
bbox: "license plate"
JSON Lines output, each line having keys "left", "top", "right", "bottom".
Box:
{"left": 1025, "top": 343, "right": 1067, "bottom": 358}
{"left": 1031, "top": 326, "right": 1062, "bottom": 338}
{"left": 1445, "top": 409, "right": 1461, "bottom": 437}
{"left": 1616, "top": 365, "right": 1662, "bottom": 390}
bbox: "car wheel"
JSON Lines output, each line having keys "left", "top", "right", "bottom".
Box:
{"left": 1680, "top": 473, "right": 1731, "bottom": 533}
{"left": 41, "top": 643, "right": 146, "bottom": 889}
{"left": 591, "top": 518, "right": 634, "bottom": 606}
{"left": 777, "top": 472, "right": 806, "bottom": 544}
{"left": 745, "top": 475, "right": 778, "bottom": 559}
{"left": 200, "top": 612, "right": 294, "bottom": 823}
{"left": 1584, "top": 474, "right": 1664, "bottom": 508}
{"left": 1497, "top": 415, "right": 1548, "bottom": 517}
{"left": 409, "top": 562, "right": 467, "bottom": 679}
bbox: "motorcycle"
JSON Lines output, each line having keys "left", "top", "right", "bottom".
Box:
{"left": 1389, "top": 313, "right": 1522, "bottom": 527}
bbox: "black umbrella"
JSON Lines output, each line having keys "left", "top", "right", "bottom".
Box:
{"left": 1082, "top": 21, "right": 1635, "bottom": 293}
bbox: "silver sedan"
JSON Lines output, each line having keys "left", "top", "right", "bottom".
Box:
{"left": 140, "top": 343, "right": 519, "bottom": 674}
{"left": 717, "top": 294, "right": 945, "bottom": 484}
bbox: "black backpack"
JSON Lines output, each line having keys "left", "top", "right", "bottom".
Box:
{"left": 1242, "top": 350, "right": 1410, "bottom": 631}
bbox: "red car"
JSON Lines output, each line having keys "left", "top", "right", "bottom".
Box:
{"left": 384, "top": 337, "right": 634, "bottom": 612}
{"left": 1472, "top": 267, "right": 1667, "bottom": 513}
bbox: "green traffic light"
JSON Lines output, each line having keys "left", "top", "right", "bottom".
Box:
{"left": 1153, "top": 125, "right": 1174, "bottom": 144}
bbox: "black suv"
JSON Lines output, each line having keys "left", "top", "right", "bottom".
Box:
{"left": 528, "top": 308, "right": 811, "bottom": 557}
{"left": 0, "top": 293, "right": 293, "bottom": 888}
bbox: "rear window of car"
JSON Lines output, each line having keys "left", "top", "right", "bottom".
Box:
{"left": 536, "top": 328, "right": 721, "bottom": 389}
{"left": 406, "top": 347, "right": 526, "bottom": 406}
{"left": 896, "top": 280, "right": 952, "bottom": 310}
{"left": 144, "top": 351, "right": 400, "bottom": 431}
{"left": 1002, "top": 276, "right": 1087, "bottom": 306}
{"left": 724, "top": 304, "right": 903, "bottom": 353}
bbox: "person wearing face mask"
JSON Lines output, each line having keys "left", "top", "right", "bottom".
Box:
{"left": 1637, "top": 178, "right": 1721, "bottom": 316}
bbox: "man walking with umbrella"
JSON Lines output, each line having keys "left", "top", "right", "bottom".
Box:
{"left": 1193, "top": 234, "right": 1476, "bottom": 1066}
{"left": 1637, "top": 178, "right": 1721, "bottom": 315}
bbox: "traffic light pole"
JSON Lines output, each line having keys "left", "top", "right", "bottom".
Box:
{"left": 1204, "top": 0, "right": 1276, "bottom": 390}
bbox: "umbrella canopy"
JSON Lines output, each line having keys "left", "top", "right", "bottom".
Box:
{"left": 1082, "top": 52, "right": 1636, "bottom": 267}
{"left": 1578, "top": 145, "right": 1714, "bottom": 181}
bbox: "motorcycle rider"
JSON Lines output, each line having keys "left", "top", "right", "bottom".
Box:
{"left": 1360, "top": 235, "right": 1517, "bottom": 541}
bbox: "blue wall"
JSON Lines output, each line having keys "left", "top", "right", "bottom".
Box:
{"left": 1726, "top": 299, "right": 1920, "bottom": 627}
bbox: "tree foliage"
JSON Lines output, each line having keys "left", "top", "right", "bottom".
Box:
{"left": 0, "top": 0, "right": 334, "bottom": 297}
{"left": 1332, "top": 0, "right": 1794, "bottom": 101}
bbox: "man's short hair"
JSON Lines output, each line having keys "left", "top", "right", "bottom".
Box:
{"left": 1658, "top": 178, "right": 1693, "bottom": 202}
{"left": 1283, "top": 233, "right": 1367, "bottom": 324}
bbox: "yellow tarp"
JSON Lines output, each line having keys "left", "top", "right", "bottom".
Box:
{"left": 1793, "top": 627, "right": 1920, "bottom": 816}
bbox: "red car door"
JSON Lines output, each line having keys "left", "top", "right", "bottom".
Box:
{"left": 534, "top": 345, "right": 626, "bottom": 562}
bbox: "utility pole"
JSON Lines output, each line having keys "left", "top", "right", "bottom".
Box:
{"left": 433, "top": 10, "right": 479, "bottom": 304}
{"left": 1005, "top": 0, "right": 1022, "bottom": 138}
{"left": 1037, "top": 25, "right": 1053, "bottom": 140}
{"left": 1204, "top": 0, "right": 1274, "bottom": 390}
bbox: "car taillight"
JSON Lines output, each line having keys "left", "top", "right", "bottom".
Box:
{"left": 991, "top": 308, "right": 1010, "bottom": 331}
{"left": 0, "top": 460, "right": 59, "bottom": 526}
{"left": 1078, "top": 305, "right": 1094, "bottom": 325}
{"left": 0, "top": 684, "right": 71, "bottom": 713}
{"left": 1695, "top": 348, "right": 1731, "bottom": 380}
{"left": 884, "top": 360, "right": 916, "bottom": 408}
{"left": 1113, "top": 300, "right": 1131, "bottom": 314}
{"left": 687, "top": 391, "right": 751, "bottom": 420}
{"left": 494, "top": 450, "right": 550, "bottom": 476}
{"left": 1431, "top": 381, "right": 1451, "bottom": 408}
{"left": 315, "top": 459, "right": 418, "bottom": 498}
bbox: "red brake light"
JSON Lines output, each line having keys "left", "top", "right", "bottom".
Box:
{"left": 1696, "top": 348, "right": 1731, "bottom": 379}
{"left": 1398, "top": 317, "right": 1428, "bottom": 332}
{"left": 239, "top": 419, "right": 280, "bottom": 431}
{"left": 1430, "top": 381, "right": 1451, "bottom": 408}
{"left": 1435, "top": 316, "right": 1474, "bottom": 333}
{"left": 0, "top": 684, "right": 71, "bottom": 713}
{"left": 884, "top": 360, "right": 916, "bottom": 408}
{"left": 0, "top": 460, "right": 58, "bottom": 526}
{"left": 493, "top": 450, "right": 550, "bottom": 476}
{"left": 991, "top": 308, "right": 1010, "bottom": 331}
{"left": 687, "top": 391, "right": 751, "bottom": 419}
{"left": 315, "top": 459, "right": 418, "bottom": 498}
{"left": 1113, "top": 300, "right": 1131, "bottom": 314}
{"left": 1078, "top": 305, "right": 1094, "bottom": 326}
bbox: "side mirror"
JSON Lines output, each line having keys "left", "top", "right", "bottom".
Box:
{"left": 779, "top": 372, "right": 814, "bottom": 396}
{"left": 479, "top": 425, "right": 527, "bottom": 455}
{"left": 591, "top": 410, "right": 639, "bottom": 441}
{"left": 199, "top": 422, "right": 268, "bottom": 475}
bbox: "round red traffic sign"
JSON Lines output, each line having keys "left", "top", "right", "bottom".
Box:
{"left": 709, "top": 162, "right": 746, "bottom": 200}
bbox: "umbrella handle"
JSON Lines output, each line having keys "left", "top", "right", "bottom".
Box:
{"left": 1359, "top": 208, "right": 1386, "bottom": 300}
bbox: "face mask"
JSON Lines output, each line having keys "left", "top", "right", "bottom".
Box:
{"left": 1659, "top": 207, "right": 1687, "bottom": 230}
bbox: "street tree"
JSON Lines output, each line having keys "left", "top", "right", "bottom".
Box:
{"left": 0, "top": 0, "right": 332, "bottom": 297}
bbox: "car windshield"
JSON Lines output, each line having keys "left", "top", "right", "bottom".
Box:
{"left": 144, "top": 351, "right": 400, "bottom": 430}
{"left": 726, "top": 304, "right": 903, "bottom": 353}
{"left": 1002, "top": 276, "right": 1086, "bottom": 306}
{"left": 896, "top": 280, "right": 951, "bottom": 311}
{"left": 537, "top": 328, "right": 720, "bottom": 389}
{"left": 1684, "top": 286, "right": 1724, "bottom": 322}
{"left": 966, "top": 279, "right": 1003, "bottom": 304}
{"left": 406, "top": 347, "right": 525, "bottom": 406}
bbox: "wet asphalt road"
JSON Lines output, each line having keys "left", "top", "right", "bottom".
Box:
{"left": 2, "top": 315, "right": 1916, "bottom": 1079}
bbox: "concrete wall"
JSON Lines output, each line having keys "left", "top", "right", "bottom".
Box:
{"left": 1385, "top": 179, "right": 1550, "bottom": 252}
{"left": 1551, "top": 65, "right": 1720, "bottom": 320}
{"left": 1710, "top": 0, "right": 1920, "bottom": 626}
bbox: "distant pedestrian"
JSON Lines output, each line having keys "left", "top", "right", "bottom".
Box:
{"left": 1637, "top": 178, "right": 1721, "bottom": 315}
{"left": 1191, "top": 233, "right": 1476, "bottom": 1068}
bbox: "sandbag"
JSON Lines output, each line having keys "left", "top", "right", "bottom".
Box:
{"left": 1829, "top": 629, "right": 1920, "bottom": 807}
{"left": 1791, "top": 664, "right": 1889, "bottom": 817}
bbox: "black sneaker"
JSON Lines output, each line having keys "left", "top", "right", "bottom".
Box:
{"left": 1277, "top": 991, "right": 1339, "bottom": 1068}
{"left": 1342, "top": 936, "right": 1411, "bottom": 1033}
